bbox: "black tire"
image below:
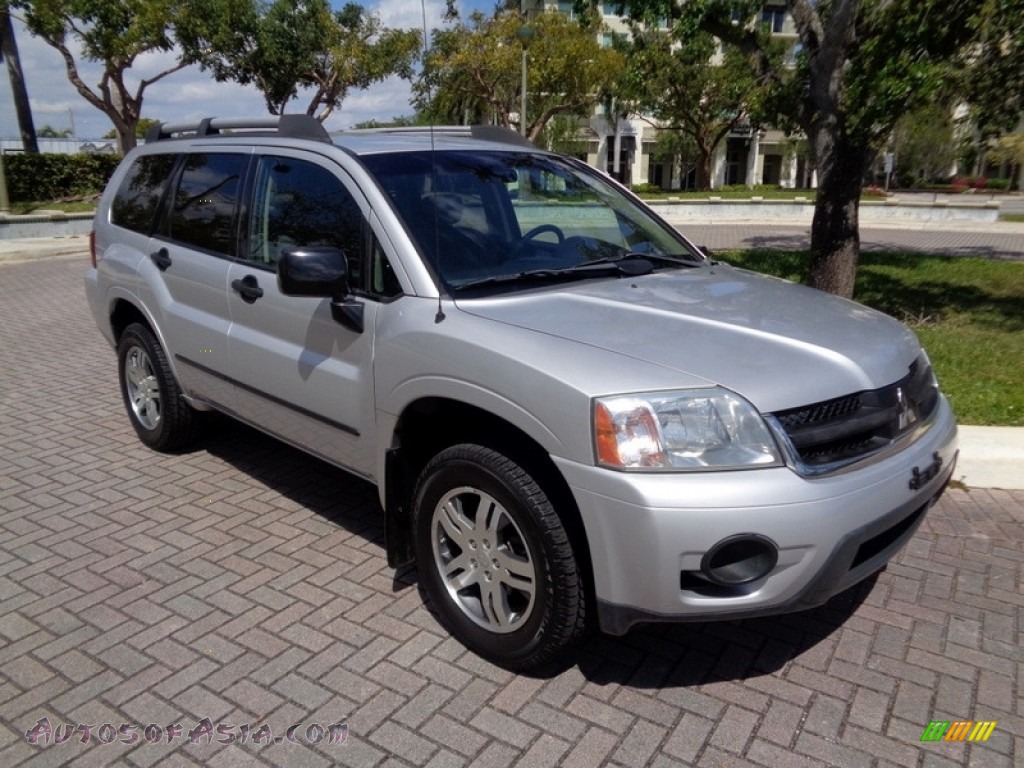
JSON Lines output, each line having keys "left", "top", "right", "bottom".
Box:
{"left": 117, "top": 322, "right": 199, "bottom": 451}
{"left": 413, "top": 444, "right": 586, "bottom": 670}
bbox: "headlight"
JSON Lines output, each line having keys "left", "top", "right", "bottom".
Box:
{"left": 594, "top": 388, "right": 783, "bottom": 471}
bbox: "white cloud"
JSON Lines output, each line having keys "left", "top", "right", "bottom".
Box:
{"left": 371, "top": 0, "right": 447, "bottom": 30}
{"left": 0, "top": 2, "right": 493, "bottom": 142}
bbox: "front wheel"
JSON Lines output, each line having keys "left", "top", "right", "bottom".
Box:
{"left": 413, "top": 444, "right": 586, "bottom": 670}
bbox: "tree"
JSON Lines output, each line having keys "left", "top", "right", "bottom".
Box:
{"left": 957, "top": 0, "right": 1024, "bottom": 177}
{"left": 890, "top": 105, "right": 959, "bottom": 187}
{"left": 16, "top": 0, "right": 198, "bottom": 154}
{"left": 614, "top": 0, "right": 1008, "bottom": 298}
{"left": 352, "top": 115, "right": 424, "bottom": 129}
{"left": 1, "top": 1, "right": 38, "bottom": 152}
{"left": 986, "top": 132, "right": 1024, "bottom": 190}
{"left": 649, "top": 128, "right": 701, "bottom": 190}
{"left": 36, "top": 123, "right": 71, "bottom": 137}
{"left": 960, "top": 0, "right": 1024, "bottom": 140}
{"left": 186, "top": 0, "right": 420, "bottom": 122}
{"left": 616, "top": 19, "right": 778, "bottom": 190}
{"left": 415, "top": 9, "right": 623, "bottom": 144}
{"left": 103, "top": 117, "right": 161, "bottom": 139}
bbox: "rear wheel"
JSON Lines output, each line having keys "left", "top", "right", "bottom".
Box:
{"left": 117, "top": 323, "right": 198, "bottom": 451}
{"left": 413, "top": 444, "right": 586, "bottom": 670}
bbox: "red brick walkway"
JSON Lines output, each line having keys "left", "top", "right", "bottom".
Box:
{"left": 1, "top": 255, "right": 1020, "bottom": 767}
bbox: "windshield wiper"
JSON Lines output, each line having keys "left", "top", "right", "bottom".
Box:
{"left": 593, "top": 252, "right": 704, "bottom": 268}
{"left": 454, "top": 256, "right": 657, "bottom": 291}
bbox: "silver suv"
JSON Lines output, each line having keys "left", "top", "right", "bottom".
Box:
{"left": 86, "top": 116, "right": 958, "bottom": 670}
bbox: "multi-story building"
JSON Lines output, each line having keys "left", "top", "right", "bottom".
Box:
{"left": 524, "top": 1, "right": 810, "bottom": 190}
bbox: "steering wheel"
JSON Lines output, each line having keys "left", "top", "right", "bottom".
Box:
{"left": 520, "top": 224, "right": 565, "bottom": 244}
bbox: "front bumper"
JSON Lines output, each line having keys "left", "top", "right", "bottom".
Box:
{"left": 554, "top": 396, "right": 958, "bottom": 635}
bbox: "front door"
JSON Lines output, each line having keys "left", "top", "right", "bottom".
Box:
{"left": 226, "top": 152, "right": 378, "bottom": 476}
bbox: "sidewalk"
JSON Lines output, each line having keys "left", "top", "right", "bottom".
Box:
{"left": 1, "top": 231, "right": 1021, "bottom": 490}
{"left": 0, "top": 233, "right": 90, "bottom": 263}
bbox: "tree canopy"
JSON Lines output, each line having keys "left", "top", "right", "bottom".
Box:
{"left": 615, "top": 14, "right": 780, "bottom": 190}
{"left": 614, "top": 0, "right": 1023, "bottom": 297}
{"left": 16, "top": 0, "right": 198, "bottom": 153}
{"left": 183, "top": 0, "right": 421, "bottom": 122}
{"left": 415, "top": 8, "right": 623, "bottom": 145}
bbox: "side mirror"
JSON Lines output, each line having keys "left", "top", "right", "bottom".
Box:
{"left": 278, "top": 246, "right": 349, "bottom": 297}
{"left": 277, "top": 246, "right": 363, "bottom": 333}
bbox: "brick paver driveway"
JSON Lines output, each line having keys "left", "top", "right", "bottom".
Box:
{"left": 1, "top": 254, "right": 1021, "bottom": 767}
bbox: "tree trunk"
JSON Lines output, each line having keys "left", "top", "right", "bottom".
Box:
{"left": 114, "top": 123, "right": 137, "bottom": 154}
{"left": 1, "top": 5, "right": 39, "bottom": 153}
{"left": 697, "top": 147, "right": 712, "bottom": 191}
{"left": 806, "top": 125, "right": 871, "bottom": 298}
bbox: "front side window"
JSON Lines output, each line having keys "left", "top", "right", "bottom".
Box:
{"left": 361, "top": 150, "right": 703, "bottom": 291}
{"left": 168, "top": 153, "right": 247, "bottom": 255}
{"left": 110, "top": 154, "right": 176, "bottom": 234}
{"left": 246, "top": 155, "right": 364, "bottom": 287}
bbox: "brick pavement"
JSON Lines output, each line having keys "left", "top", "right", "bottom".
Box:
{"left": 0, "top": 254, "right": 1021, "bottom": 767}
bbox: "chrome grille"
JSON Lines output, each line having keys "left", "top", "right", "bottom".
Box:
{"left": 772, "top": 356, "right": 940, "bottom": 468}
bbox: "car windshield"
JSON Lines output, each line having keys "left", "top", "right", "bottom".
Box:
{"left": 360, "top": 150, "right": 704, "bottom": 291}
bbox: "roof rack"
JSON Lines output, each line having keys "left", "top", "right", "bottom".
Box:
{"left": 145, "top": 115, "right": 330, "bottom": 144}
{"left": 339, "top": 125, "right": 534, "bottom": 148}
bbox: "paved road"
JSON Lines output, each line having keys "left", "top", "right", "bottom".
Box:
{"left": 1, "top": 255, "right": 1022, "bottom": 767}
{"left": 674, "top": 224, "right": 1024, "bottom": 261}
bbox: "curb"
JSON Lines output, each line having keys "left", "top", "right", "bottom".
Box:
{"left": 955, "top": 426, "right": 1024, "bottom": 491}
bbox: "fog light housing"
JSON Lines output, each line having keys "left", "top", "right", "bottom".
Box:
{"left": 701, "top": 535, "right": 778, "bottom": 586}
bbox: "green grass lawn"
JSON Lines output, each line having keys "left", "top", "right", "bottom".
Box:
{"left": 721, "top": 249, "right": 1024, "bottom": 426}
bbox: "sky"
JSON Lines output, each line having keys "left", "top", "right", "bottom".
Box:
{"left": 0, "top": 1, "right": 497, "bottom": 142}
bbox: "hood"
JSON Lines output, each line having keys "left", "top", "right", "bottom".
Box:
{"left": 455, "top": 264, "right": 921, "bottom": 413}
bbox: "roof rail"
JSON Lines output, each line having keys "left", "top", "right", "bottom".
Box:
{"left": 145, "top": 115, "right": 330, "bottom": 144}
{"left": 339, "top": 124, "right": 534, "bottom": 148}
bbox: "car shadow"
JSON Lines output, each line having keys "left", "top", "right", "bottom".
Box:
{"left": 202, "top": 416, "right": 875, "bottom": 689}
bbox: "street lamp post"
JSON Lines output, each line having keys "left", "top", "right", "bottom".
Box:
{"left": 516, "top": 22, "right": 534, "bottom": 138}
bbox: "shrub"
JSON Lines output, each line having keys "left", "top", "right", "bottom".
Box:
{"left": 631, "top": 183, "right": 663, "bottom": 195}
{"left": 4, "top": 153, "right": 121, "bottom": 203}
{"left": 985, "top": 178, "right": 1012, "bottom": 191}
{"left": 950, "top": 176, "right": 970, "bottom": 192}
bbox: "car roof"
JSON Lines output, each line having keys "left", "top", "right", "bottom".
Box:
{"left": 144, "top": 116, "right": 539, "bottom": 157}
{"left": 331, "top": 128, "right": 535, "bottom": 156}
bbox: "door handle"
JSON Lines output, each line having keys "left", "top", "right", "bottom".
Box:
{"left": 231, "top": 274, "right": 264, "bottom": 304}
{"left": 150, "top": 247, "right": 172, "bottom": 271}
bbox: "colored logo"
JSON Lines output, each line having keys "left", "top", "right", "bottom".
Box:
{"left": 920, "top": 721, "right": 997, "bottom": 742}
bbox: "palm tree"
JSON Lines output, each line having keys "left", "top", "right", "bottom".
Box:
{"left": 1, "top": 2, "right": 39, "bottom": 153}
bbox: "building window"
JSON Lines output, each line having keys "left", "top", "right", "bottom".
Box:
{"left": 762, "top": 8, "right": 786, "bottom": 34}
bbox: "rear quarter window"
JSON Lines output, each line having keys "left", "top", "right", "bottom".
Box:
{"left": 110, "top": 154, "right": 176, "bottom": 234}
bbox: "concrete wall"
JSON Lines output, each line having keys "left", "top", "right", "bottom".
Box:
{"left": 0, "top": 212, "right": 94, "bottom": 239}
{"left": 646, "top": 198, "right": 1001, "bottom": 224}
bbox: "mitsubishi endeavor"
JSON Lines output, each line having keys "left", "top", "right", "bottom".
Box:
{"left": 85, "top": 116, "right": 958, "bottom": 670}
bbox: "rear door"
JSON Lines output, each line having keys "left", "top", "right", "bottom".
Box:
{"left": 147, "top": 151, "right": 250, "bottom": 405}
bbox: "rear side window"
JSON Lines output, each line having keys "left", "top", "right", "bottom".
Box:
{"left": 168, "top": 153, "right": 247, "bottom": 255}
{"left": 110, "top": 154, "right": 176, "bottom": 234}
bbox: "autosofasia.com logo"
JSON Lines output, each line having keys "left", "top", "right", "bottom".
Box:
{"left": 920, "top": 721, "right": 997, "bottom": 742}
